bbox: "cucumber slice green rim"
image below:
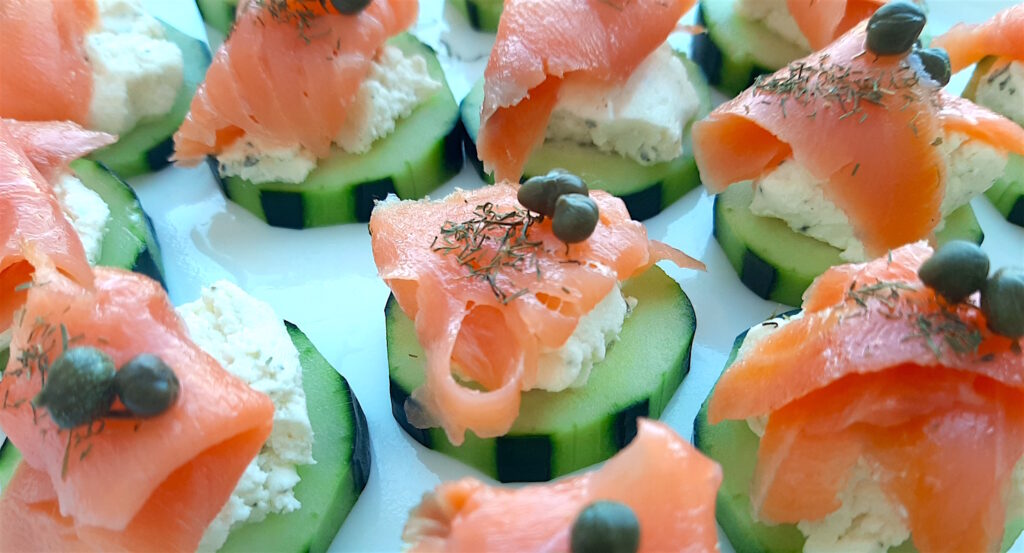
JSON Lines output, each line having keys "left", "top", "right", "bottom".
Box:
{"left": 448, "top": 0, "right": 503, "bottom": 32}
{"left": 0, "top": 323, "right": 370, "bottom": 553}
{"left": 693, "top": 314, "right": 1024, "bottom": 553}
{"left": 712, "top": 183, "right": 985, "bottom": 307}
{"left": 70, "top": 159, "right": 165, "bottom": 286}
{"left": 214, "top": 34, "right": 463, "bottom": 229}
{"left": 88, "top": 22, "right": 212, "bottom": 178}
{"left": 196, "top": 0, "right": 240, "bottom": 36}
{"left": 459, "top": 48, "right": 712, "bottom": 221}
{"left": 387, "top": 265, "right": 695, "bottom": 483}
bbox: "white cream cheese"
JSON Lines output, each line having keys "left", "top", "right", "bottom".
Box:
{"left": 975, "top": 59, "right": 1024, "bottom": 127}
{"left": 52, "top": 173, "right": 110, "bottom": 265}
{"left": 86, "top": 0, "right": 184, "bottom": 136}
{"left": 546, "top": 44, "right": 701, "bottom": 166}
{"left": 736, "top": 0, "right": 812, "bottom": 52}
{"left": 218, "top": 45, "right": 440, "bottom": 184}
{"left": 748, "top": 131, "right": 1008, "bottom": 261}
{"left": 533, "top": 285, "right": 632, "bottom": 392}
{"left": 177, "top": 281, "right": 314, "bottom": 553}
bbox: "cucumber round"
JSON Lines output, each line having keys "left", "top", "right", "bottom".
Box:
{"left": 964, "top": 58, "right": 1024, "bottom": 228}
{"left": 214, "top": 34, "right": 463, "bottom": 229}
{"left": 71, "top": 159, "right": 165, "bottom": 286}
{"left": 713, "top": 183, "right": 985, "bottom": 306}
{"left": 197, "top": 0, "right": 239, "bottom": 36}
{"left": 88, "top": 22, "right": 212, "bottom": 178}
{"left": 387, "top": 266, "right": 695, "bottom": 483}
{"left": 0, "top": 323, "right": 370, "bottom": 553}
{"left": 448, "top": 0, "right": 503, "bottom": 32}
{"left": 460, "top": 49, "right": 712, "bottom": 221}
{"left": 691, "top": 0, "right": 805, "bottom": 96}
{"left": 693, "top": 316, "right": 1024, "bottom": 553}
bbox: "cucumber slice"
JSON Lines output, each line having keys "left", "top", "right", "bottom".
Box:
{"left": 215, "top": 34, "right": 463, "bottom": 229}
{"left": 691, "top": 0, "right": 806, "bottom": 96}
{"left": 197, "top": 0, "right": 239, "bottom": 36}
{"left": 713, "top": 183, "right": 985, "bottom": 306}
{"left": 0, "top": 323, "right": 370, "bottom": 553}
{"left": 387, "top": 266, "right": 695, "bottom": 482}
{"left": 71, "top": 159, "right": 165, "bottom": 286}
{"left": 460, "top": 50, "right": 711, "bottom": 220}
{"left": 693, "top": 318, "right": 1024, "bottom": 553}
{"left": 448, "top": 0, "right": 503, "bottom": 32}
{"left": 88, "top": 23, "right": 212, "bottom": 178}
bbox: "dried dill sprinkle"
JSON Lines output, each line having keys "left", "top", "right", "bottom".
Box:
{"left": 431, "top": 203, "right": 544, "bottom": 304}
{"left": 255, "top": 0, "right": 334, "bottom": 44}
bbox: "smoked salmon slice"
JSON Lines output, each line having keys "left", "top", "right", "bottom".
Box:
{"left": 3, "top": 119, "right": 116, "bottom": 181}
{"left": 172, "top": 0, "right": 417, "bottom": 163}
{"left": 0, "top": 119, "right": 96, "bottom": 335}
{"left": 0, "top": 0, "right": 97, "bottom": 125}
{"left": 932, "top": 3, "right": 1024, "bottom": 73}
{"left": 708, "top": 241, "right": 1024, "bottom": 553}
{"left": 692, "top": 22, "right": 1024, "bottom": 258}
{"left": 370, "top": 184, "right": 702, "bottom": 444}
{"left": 0, "top": 266, "right": 274, "bottom": 551}
{"left": 402, "top": 419, "right": 722, "bottom": 552}
{"left": 785, "top": 0, "right": 886, "bottom": 51}
{"left": 476, "top": 0, "right": 696, "bottom": 183}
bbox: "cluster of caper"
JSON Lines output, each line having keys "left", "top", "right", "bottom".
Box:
{"left": 32, "top": 348, "right": 181, "bottom": 430}
{"left": 918, "top": 241, "right": 1024, "bottom": 339}
{"left": 570, "top": 500, "right": 641, "bottom": 553}
{"left": 329, "top": 0, "right": 371, "bottom": 15}
{"left": 865, "top": 1, "right": 951, "bottom": 86}
{"left": 518, "top": 170, "right": 600, "bottom": 244}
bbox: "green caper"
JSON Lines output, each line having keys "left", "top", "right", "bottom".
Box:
{"left": 570, "top": 501, "right": 641, "bottom": 553}
{"left": 982, "top": 268, "right": 1024, "bottom": 339}
{"left": 32, "top": 347, "right": 116, "bottom": 429}
{"left": 329, "top": 0, "right": 371, "bottom": 15}
{"left": 918, "top": 241, "right": 989, "bottom": 303}
{"left": 114, "top": 354, "right": 180, "bottom": 418}
{"left": 913, "top": 47, "right": 951, "bottom": 86}
{"left": 866, "top": 1, "right": 927, "bottom": 56}
{"left": 552, "top": 194, "right": 600, "bottom": 244}
{"left": 519, "top": 169, "right": 589, "bottom": 216}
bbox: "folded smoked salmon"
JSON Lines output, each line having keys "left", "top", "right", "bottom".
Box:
{"left": 0, "top": 266, "right": 274, "bottom": 551}
{"left": 402, "top": 419, "right": 722, "bottom": 552}
{"left": 696, "top": 242, "right": 1024, "bottom": 553}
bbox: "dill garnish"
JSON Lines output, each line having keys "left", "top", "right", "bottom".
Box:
{"left": 256, "top": 0, "right": 333, "bottom": 44}
{"left": 432, "top": 203, "right": 543, "bottom": 304}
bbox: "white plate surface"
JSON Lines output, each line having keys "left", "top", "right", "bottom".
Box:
{"left": 119, "top": 1, "right": 1024, "bottom": 551}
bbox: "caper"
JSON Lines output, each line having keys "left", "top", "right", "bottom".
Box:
{"left": 918, "top": 241, "right": 989, "bottom": 303}
{"left": 115, "top": 354, "right": 180, "bottom": 418}
{"left": 570, "top": 501, "right": 641, "bottom": 553}
{"left": 32, "top": 347, "right": 116, "bottom": 429}
{"left": 866, "top": 1, "right": 927, "bottom": 56}
{"left": 552, "top": 194, "right": 600, "bottom": 244}
{"left": 519, "top": 169, "right": 589, "bottom": 216}
{"left": 329, "top": 0, "right": 371, "bottom": 15}
{"left": 982, "top": 268, "right": 1024, "bottom": 339}
{"left": 913, "top": 47, "right": 951, "bottom": 86}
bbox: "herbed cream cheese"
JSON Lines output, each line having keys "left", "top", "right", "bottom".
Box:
{"left": 86, "top": 0, "right": 184, "bottom": 136}
{"left": 178, "top": 281, "right": 314, "bottom": 553}
{"left": 545, "top": 44, "right": 701, "bottom": 166}
{"left": 975, "top": 59, "right": 1024, "bottom": 127}
{"left": 52, "top": 173, "right": 111, "bottom": 265}
{"left": 747, "top": 131, "right": 1007, "bottom": 261}
{"left": 217, "top": 45, "right": 441, "bottom": 185}
{"left": 735, "top": 0, "right": 812, "bottom": 52}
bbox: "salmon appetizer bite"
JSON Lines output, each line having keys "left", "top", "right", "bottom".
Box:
{"left": 694, "top": 2, "right": 1024, "bottom": 306}
{"left": 695, "top": 241, "right": 1024, "bottom": 553}
{"left": 934, "top": 3, "right": 1024, "bottom": 227}
{"left": 692, "top": 0, "right": 899, "bottom": 95}
{"left": 0, "top": 267, "right": 370, "bottom": 552}
{"left": 373, "top": 173, "right": 703, "bottom": 482}
{"left": 460, "top": 0, "right": 712, "bottom": 220}
{"left": 402, "top": 419, "right": 722, "bottom": 552}
{"left": 173, "top": 0, "right": 462, "bottom": 228}
{"left": 0, "top": 0, "right": 210, "bottom": 176}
